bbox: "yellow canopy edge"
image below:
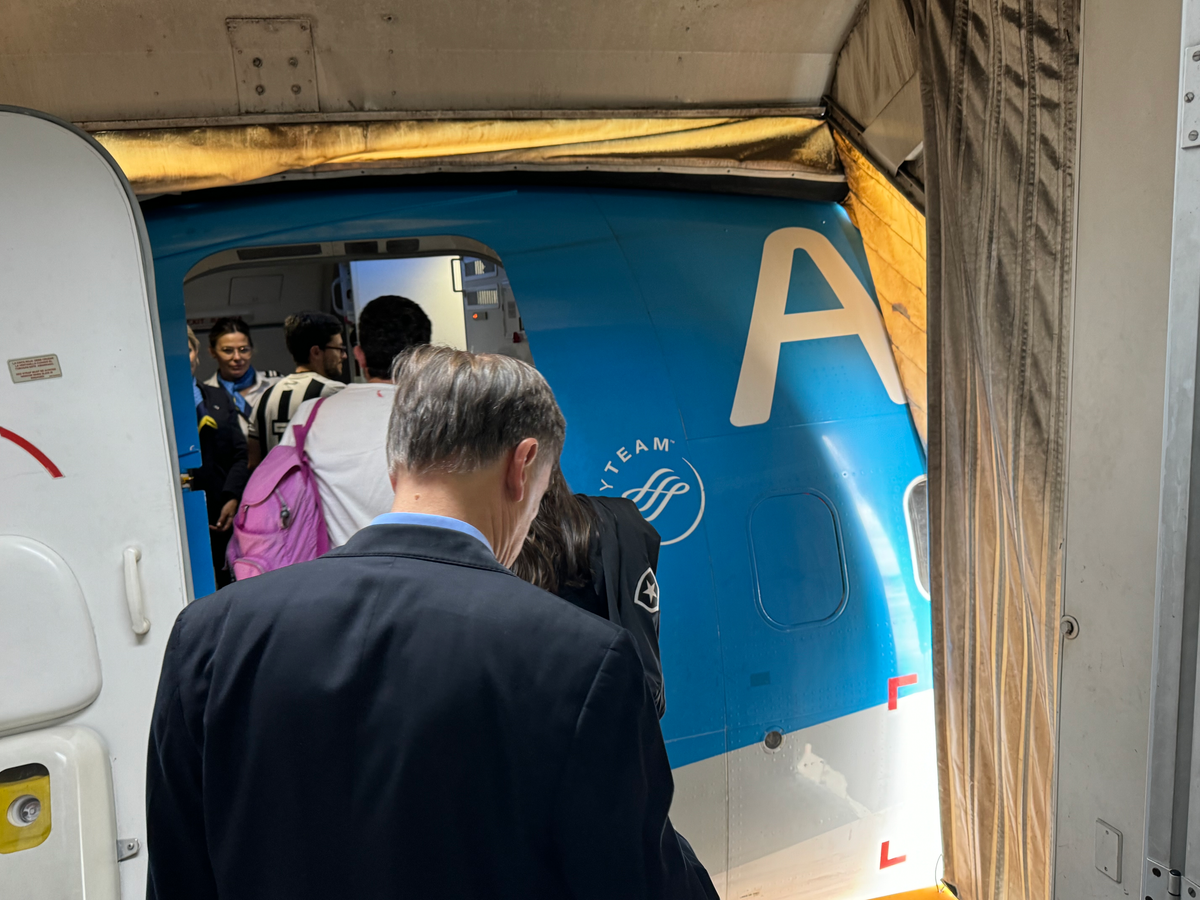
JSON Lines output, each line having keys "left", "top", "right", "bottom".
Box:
{"left": 834, "top": 130, "right": 928, "bottom": 447}
{"left": 93, "top": 117, "right": 840, "bottom": 195}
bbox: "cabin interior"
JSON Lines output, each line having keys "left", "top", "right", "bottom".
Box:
{"left": 185, "top": 242, "right": 532, "bottom": 383}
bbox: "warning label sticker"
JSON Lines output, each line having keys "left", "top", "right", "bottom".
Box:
{"left": 8, "top": 354, "right": 63, "bottom": 384}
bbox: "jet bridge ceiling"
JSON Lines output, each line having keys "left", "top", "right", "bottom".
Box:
{"left": 0, "top": 0, "right": 862, "bottom": 126}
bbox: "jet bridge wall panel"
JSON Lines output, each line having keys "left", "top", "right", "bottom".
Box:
{"left": 913, "top": 0, "right": 1080, "bottom": 898}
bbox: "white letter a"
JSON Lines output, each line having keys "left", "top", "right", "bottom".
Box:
{"left": 730, "top": 228, "right": 904, "bottom": 427}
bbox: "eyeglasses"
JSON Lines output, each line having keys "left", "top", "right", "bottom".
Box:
{"left": 323, "top": 344, "right": 349, "bottom": 356}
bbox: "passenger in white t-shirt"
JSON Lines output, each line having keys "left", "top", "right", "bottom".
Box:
{"left": 281, "top": 296, "right": 433, "bottom": 547}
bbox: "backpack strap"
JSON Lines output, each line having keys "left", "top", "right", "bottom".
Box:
{"left": 291, "top": 396, "right": 328, "bottom": 457}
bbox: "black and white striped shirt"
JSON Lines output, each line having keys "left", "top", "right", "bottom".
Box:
{"left": 248, "top": 372, "right": 345, "bottom": 455}
{"left": 204, "top": 369, "right": 280, "bottom": 437}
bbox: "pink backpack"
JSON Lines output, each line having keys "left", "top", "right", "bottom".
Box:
{"left": 226, "top": 397, "right": 330, "bottom": 581}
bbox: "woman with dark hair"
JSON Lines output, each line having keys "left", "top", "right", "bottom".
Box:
{"left": 203, "top": 316, "right": 279, "bottom": 435}
{"left": 513, "top": 466, "right": 665, "bottom": 717}
{"left": 188, "top": 326, "right": 249, "bottom": 587}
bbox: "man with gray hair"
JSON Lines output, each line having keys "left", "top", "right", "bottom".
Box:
{"left": 146, "top": 346, "right": 718, "bottom": 900}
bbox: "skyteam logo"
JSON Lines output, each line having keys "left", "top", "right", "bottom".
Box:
{"left": 597, "top": 436, "right": 705, "bottom": 546}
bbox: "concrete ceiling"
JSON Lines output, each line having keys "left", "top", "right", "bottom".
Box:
{"left": 0, "top": 0, "right": 861, "bottom": 126}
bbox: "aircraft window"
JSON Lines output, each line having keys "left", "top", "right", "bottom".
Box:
{"left": 904, "top": 475, "right": 931, "bottom": 599}
{"left": 749, "top": 492, "right": 847, "bottom": 630}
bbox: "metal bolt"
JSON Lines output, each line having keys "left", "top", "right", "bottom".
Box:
{"left": 288, "top": 56, "right": 298, "bottom": 67}
{"left": 252, "top": 57, "right": 262, "bottom": 68}
{"left": 115, "top": 836, "right": 141, "bottom": 861}
{"left": 1060, "top": 615, "right": 1080, "bottom": 639}
{"left": 1190, "top": 130, "right": 1199, "bottom": 142}
{"left": 291, "top": 84, "right": 302, "bottom": 94}
{"left": 1189, "top": 92, "right": 1196, "bottom": 103}
{"left": 255, "top": 84, "right": 265, "bottom": 95}
{"left": 8, "top": 795, "right": 40, "bottom": 827}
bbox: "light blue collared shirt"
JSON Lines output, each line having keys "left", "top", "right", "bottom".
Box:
{"left": 370, "top": 512, "right": 493, "bottom": 552}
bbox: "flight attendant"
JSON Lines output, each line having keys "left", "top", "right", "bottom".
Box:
{"left": 188, "top": 327, "right": 250, "bottom": 587}
{"left": 513, "top": 466, "right": 665, "bottom": 717}
{"left": 204, "top": 316, "right": 279, "bottom": 435}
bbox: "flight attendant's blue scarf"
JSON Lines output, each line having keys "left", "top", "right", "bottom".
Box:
{"left": 218, "top": 367, "right": 257, "bottom": 417}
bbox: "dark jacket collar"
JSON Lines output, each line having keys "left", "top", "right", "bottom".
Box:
{"left": 327, "top": 524, "right": 514, "bottom": 576}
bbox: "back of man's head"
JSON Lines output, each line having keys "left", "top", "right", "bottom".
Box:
{"left": 358, "top": 296, "right": 432, "bottom": 377}
{"left": 387, "top": 345, "right": 565, "bottom": 477}
{"left": 284, "top": 312, "right": 342, "bottom": 367}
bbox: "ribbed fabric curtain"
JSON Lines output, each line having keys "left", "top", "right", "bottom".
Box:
{"left": 914, "top": 0, "right": 1079, "bottom": 897}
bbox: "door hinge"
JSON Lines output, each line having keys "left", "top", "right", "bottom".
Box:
{"left": 116, "top": 837, "right": 140, "bottom": 861}
{"left": 1182, "top": 46, "right": 1200, "bottom": 148}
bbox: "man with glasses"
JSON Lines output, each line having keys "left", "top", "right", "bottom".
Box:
{"left": 247, "top": 311, "right": 347, "bottom": 466}
{"left": 278, "top": 296, "right": 432, "bottom": 546}
{"left": 203, "top": 317, "right": 280, "bottom": 436}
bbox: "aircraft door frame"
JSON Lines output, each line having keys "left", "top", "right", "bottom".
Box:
{"left": 0, "top": 106, "right": 193, "bottom": 900}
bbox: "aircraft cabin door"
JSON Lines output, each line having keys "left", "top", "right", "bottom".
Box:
{"left": 0, "top": 108, "right": 192, "bottom": 899}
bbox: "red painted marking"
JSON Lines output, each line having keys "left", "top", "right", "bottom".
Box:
{"left": 879, "top": 840, "right": 906, "bottom": 869}
{"left": 0, "top": 427, "right": 63, "bottom": 478}
{"left": 888, "top": 673, "right": 918, "bottom": 710}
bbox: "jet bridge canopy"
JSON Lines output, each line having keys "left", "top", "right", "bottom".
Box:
{"left": 1, "top": 0, "right": 862, "bottom": 125}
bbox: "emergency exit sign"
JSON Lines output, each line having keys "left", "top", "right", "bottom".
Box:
{"left": 7, "top": 354, "right": 62, "bottom": 383}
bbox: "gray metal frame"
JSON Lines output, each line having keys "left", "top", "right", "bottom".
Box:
{"left": 1143, "top": 15, "right": 1200, "bottom": 900}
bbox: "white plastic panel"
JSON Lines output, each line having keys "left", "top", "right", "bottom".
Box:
{"left": 0, "top": 108, "right": 191, "bottom": 899}
{"left": 0, "top": 536, "right": 101, "bottom": 734}
{"left": 0, "top": 727, "right": 120, "bottom": 900}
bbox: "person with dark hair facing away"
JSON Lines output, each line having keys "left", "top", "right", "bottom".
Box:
{"left": 146, "top": 345, "right": 717, "bottom": 900}
{"left": 247, "top": 311, "right": 346, "bottom": 467}
{"left": 513, "top": 466, "right": 665, "bottom": 717}
{"left": 203, "top": 316, "right": 279, "bottom": 436}
{"left": 279, "top": 295, "right": 432, "bottom": 546}
{"left": 187, "top": 326, "right": 249, "bottom": 587}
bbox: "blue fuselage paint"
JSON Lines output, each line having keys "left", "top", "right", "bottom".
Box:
{"left": 144, "top": 184, "right": 932, "bottom": 769}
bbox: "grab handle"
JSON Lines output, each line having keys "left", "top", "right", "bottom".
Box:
{"left": 123, "top": 547, "right": 149, "bottom": 635}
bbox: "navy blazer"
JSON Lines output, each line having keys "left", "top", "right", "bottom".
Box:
{"left": 190, "top": 381, "right": 249, "bottom": 518}
{"left": 146, "top": 524, "right": 717, "bottom": 900}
